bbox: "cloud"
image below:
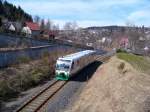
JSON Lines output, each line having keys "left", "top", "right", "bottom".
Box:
{"left": 11, "top": 0, "right": 141, "bottom": 16}
{"left": 127, "top": 8, "right": 150, "bottom": 25}
{"left": 53, "top": 19, "right": 125, "bottom": 28}
{"left": 7, "top": 0, "right": 150, "bottom": 27}
{"left": 128, "top": 10, "right": 150, "bottom": 20}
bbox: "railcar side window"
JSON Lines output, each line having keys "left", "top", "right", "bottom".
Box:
{"left": 71, "top": 61, "right": 74, "bottom": 69}
{"left": 77, "top": 60, "right": 79, "bottom": 64}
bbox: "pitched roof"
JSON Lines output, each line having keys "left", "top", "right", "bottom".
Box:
{"left": 25, "top": 22, "right": 40, "bottom": 31}
{"left": 9, "top": 24, "right": 16, "bottom": 31}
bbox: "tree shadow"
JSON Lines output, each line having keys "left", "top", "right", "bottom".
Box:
{"left": 69, "top": 61, "right": 103, "bottom": 82}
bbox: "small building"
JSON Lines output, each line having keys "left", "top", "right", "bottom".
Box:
{"left": 24, "top": 22, "right": 40, "bottom": 37}
{"left": 86, "top": 43, "right": 93, "bottom": 47}
{"left": 139, "top": 36, "right": 146, "bottom": 41}
{"left": 146, "top": 34, "right": 150, "bottom": 40}
{"left": 1, "top": 19, "right": 22, "bottom": 34}
{"left": 2, "top": 21, "right": 16, "bottom": 33}
{"left": 21, "top": 26, "right": 32, "bottom": 37}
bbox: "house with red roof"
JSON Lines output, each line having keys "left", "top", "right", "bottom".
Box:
{"left": 25, "top": 22, "right": 40, "bottom": 37}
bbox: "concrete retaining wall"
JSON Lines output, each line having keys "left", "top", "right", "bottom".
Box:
{"left": 0, "top": 45, "right": 72, "bottom": 68}
{"left": 0, "top": 34, "right": 90, "bottom": 68}
{"left": 0, "top": 33, "right": 93, "bottom": 49}
{"left": 0, "top": 34, "right": 50, "bottom": 47}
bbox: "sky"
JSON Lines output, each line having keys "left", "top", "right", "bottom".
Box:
{"left": 7, "top": 0, "right": 150, "bottom": 28}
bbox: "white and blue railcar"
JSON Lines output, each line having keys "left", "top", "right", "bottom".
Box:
{"left": 55, "top": 50, "right": 96, "bottom": 80}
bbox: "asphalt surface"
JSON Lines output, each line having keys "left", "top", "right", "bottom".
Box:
{"left": 44, "top": 61, "right": 102, "bottom": 112}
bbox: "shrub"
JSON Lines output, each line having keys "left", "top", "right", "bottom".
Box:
{"left": 116, "top": 49, "right": 127, "bottom": 53}
{"left": 0, "top": 27, "right": 3, "bottom": 33}
{"left": 0, "top": 80, "right": 18, "bottom": 101}
{"left": 17, "top": 56, "right": 31, "bottom": 64}
{"left": 118, "top": 62, "right": 125, "bottom": 70}
{"left": 42, "top": 50, "right": 50, "bottom": 58}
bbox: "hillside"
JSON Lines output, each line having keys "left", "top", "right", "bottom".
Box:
{"left": 85, "top": 25, "right": 150, "bottom": 31}
{"left": 66, "top": 54, "right": 150, "bottom": 112}
{"left": 0, "top": 0, "right": 32, "bottom": 23}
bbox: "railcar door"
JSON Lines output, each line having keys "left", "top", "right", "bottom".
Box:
{"left": 70, "top": 60, "right": 80, "bottom": 75}
{"left": 70, "top": 61, "right": 75, "bottom": 75}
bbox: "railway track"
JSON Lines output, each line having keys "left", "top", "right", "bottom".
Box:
{"left": 15, "top": 53, "right": 113, "bottom": 112}
{"left": 15, "top": 80, "right": 67, "bottom": 112}
{"left": 96, "top": 55, "right": 111, "bottom": 62}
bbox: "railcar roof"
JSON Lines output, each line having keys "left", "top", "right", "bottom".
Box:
{"left": 58, "top": 50, "right": 95, "bottom": 61}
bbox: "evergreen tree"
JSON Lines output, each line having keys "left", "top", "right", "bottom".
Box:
{"left": 0, "top": 0, "right": 4, "bottom": 15}
{"left": 0, "top": 0, "right": 33, "bottom": 22}
{"left": 0, "top": 17, "right": 2, "bottom": 27}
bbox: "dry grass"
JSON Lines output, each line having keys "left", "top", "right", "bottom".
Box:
{"left": 66, "top": 56, "right": 150, "bottom": 112}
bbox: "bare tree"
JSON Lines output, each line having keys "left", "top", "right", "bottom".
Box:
{"left": 63, "top": 22, "right": 72, "bottom": 30}
{"left": 125, "top": 20, "right": 135, "bottom": 27}
{"left": 52, "top": 24, "right": 59, "bottom": 31}
{"left": 40, "top": 19, "right": 45, "bottom": 31}
{"left": 45, "top": 19, "right": 52, "bottom": 30}
{"left": 34, "top": 15, "right": 40, "bottom": 24}
{"left": 125, "top": 21, "right": 141, "bottom": 50}
{"left": 72, "top": 21, "right": 78, "bottom": 30}
{"left": 63, "top": 21, "right": 78, "bottom": 30}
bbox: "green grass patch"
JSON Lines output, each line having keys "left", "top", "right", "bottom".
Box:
{"left": 117, "top": 52, "right": 150, "bottom": 74}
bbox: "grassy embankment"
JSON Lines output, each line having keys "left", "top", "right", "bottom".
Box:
{"left": 117, "top": 52, "right": 150, "bottom": 74}
{"left": 0, "top": 48, "right": 76, "bottom": 103}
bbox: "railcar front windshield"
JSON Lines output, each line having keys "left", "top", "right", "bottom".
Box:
{"left": 56, "top": 60, "right": 71, "bottom": 71}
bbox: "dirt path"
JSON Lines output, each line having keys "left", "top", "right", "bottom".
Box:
{"left": 66, "top": 56, "right": 150, "bottom": 112}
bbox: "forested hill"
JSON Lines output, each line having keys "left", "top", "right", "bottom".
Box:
{"left": 0, "top": 0, "right": 33, "bottom": 22}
